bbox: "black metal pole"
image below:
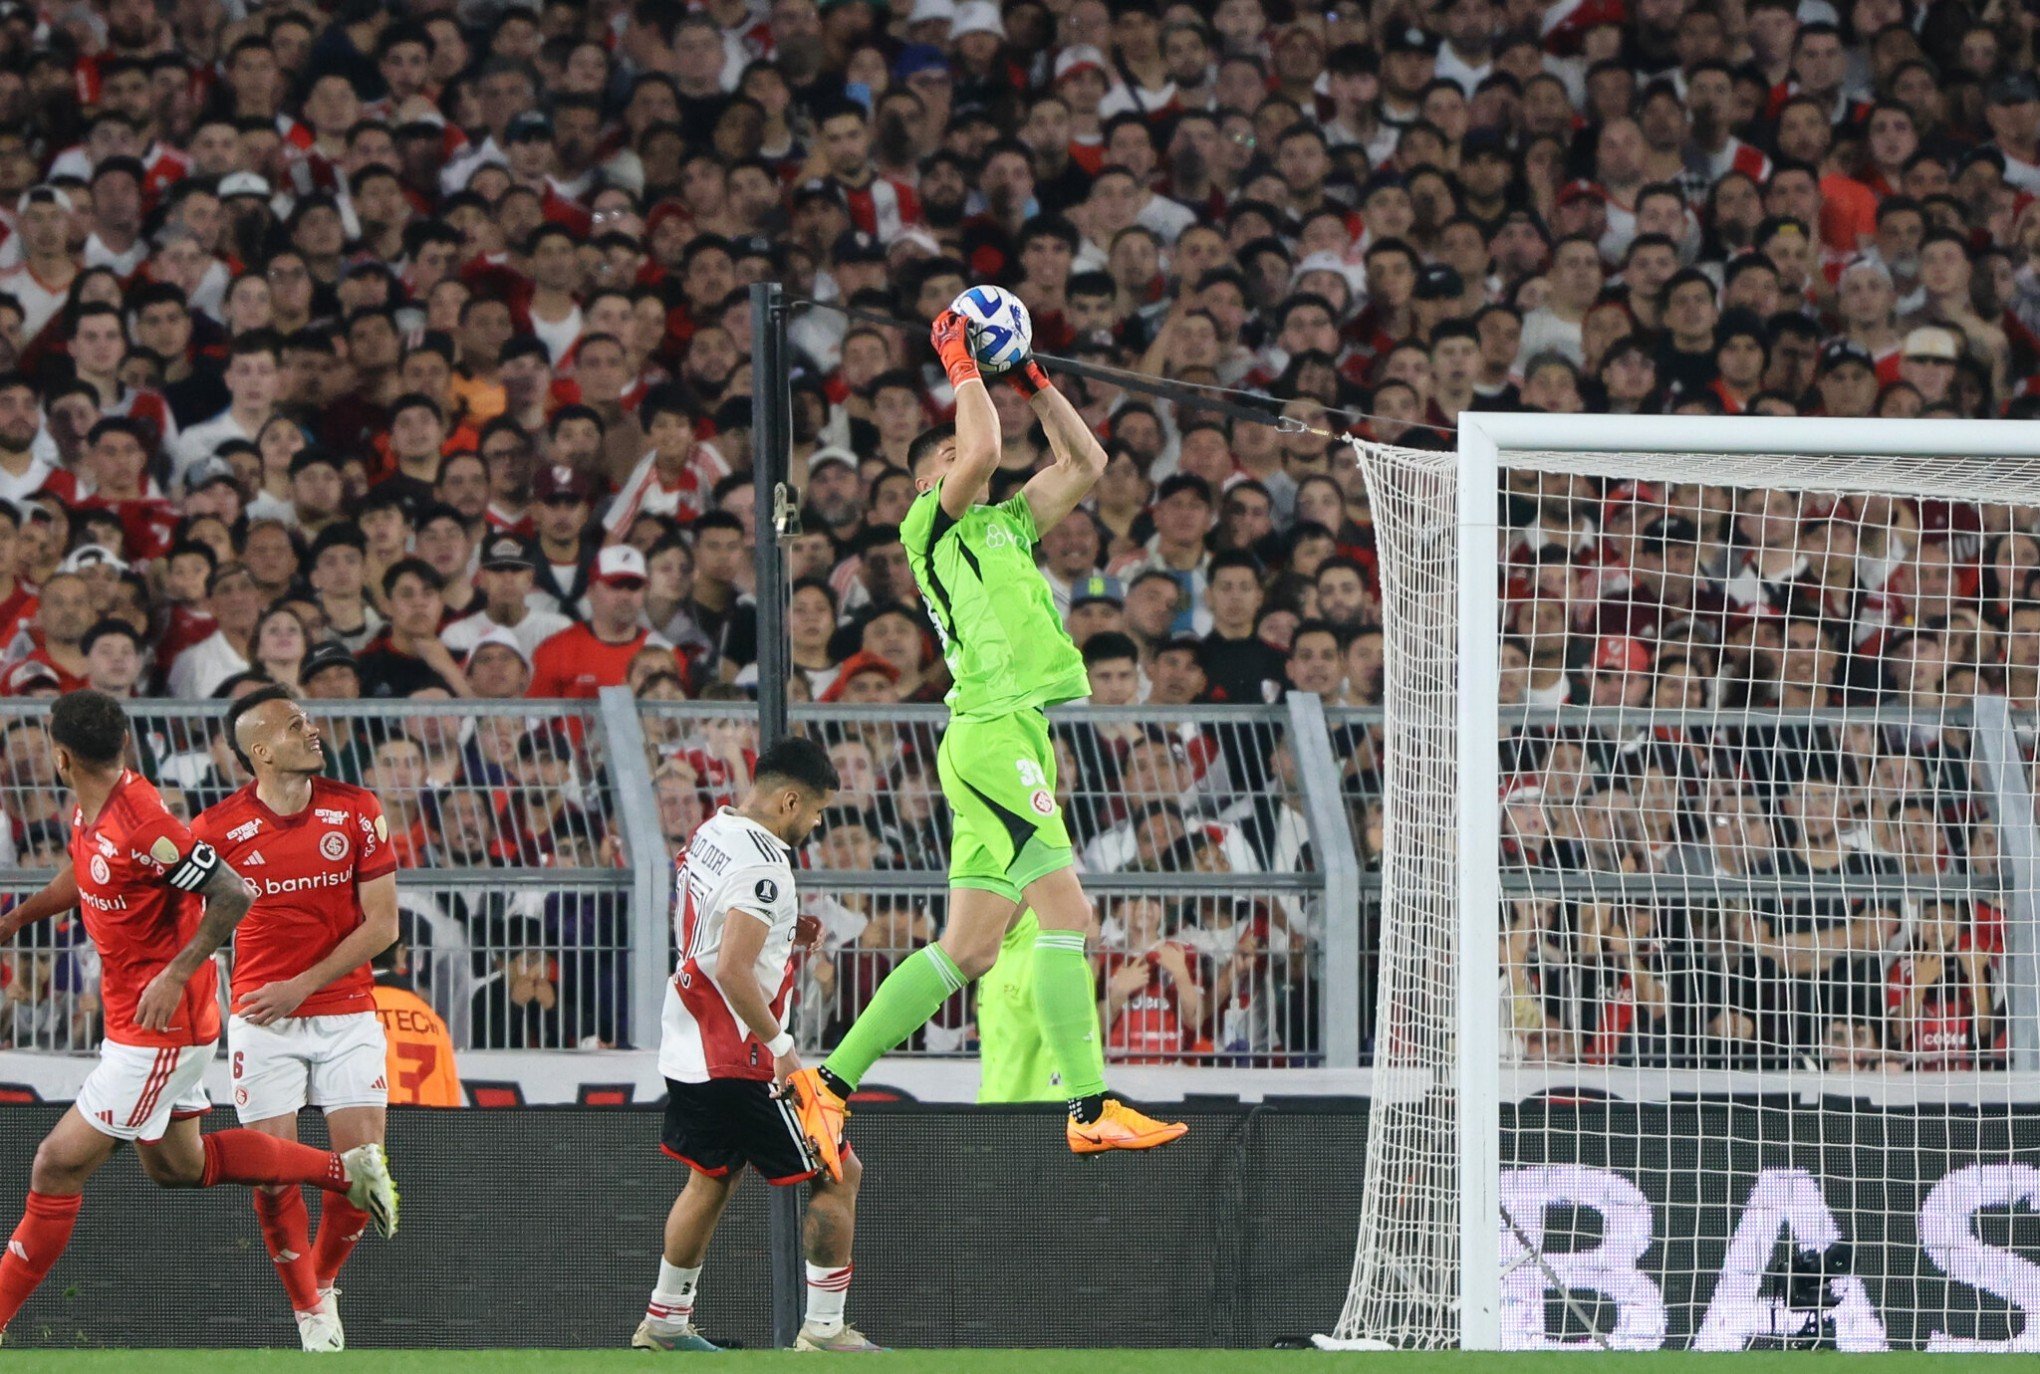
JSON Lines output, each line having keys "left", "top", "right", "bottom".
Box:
{"left": 749, "top": 280, "right": 801, "bottom": 1348}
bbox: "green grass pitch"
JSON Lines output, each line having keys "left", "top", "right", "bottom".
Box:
{"left": 5, "top": 1352, "right": 2020, "bottom": 1372}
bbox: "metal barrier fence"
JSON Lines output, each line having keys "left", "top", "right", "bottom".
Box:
{"left": 789, "top": 877, "right": 1327, "bottom": 1068}
{"left": 1325, "top": 705, "right": 1389, "bottom": 1061}
{"left": 0, "top": 697, "right": 648, "bottom": 1056}
{"left": 1479, "top": 700, "right": 2040, "bottom": 1075}
{"left": 646, "top": 699, "right": 1358, "bottom": 1068}
{"left": 0, "top": 695, "right": 1365, "bottom": 1067}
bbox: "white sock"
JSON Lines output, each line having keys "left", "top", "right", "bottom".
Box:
{"left": 805, "top": 1262, "right": 851, "bottom": 1336}
{"left": 647, "top": 1260, "right": 702, "bottom": 1330}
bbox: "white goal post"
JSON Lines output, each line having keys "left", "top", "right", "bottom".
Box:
{"left": 1330, "top": 414, "right": 2040, "bottom": 1353}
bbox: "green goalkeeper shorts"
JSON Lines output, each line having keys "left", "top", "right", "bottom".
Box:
{"left": 936, "top": 709, "right": 1073, "bottom": 903}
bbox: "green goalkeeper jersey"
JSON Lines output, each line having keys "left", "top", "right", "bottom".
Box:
{"left": 901, "top": 482, "right": 1089, "bottom": 722}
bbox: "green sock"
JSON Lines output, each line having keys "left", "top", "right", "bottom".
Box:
{"left": 822, "top": 945, "right": 966, "bottom": 1090}
{"left": 1030, "top": 930, "right": 1107, "bottom": 1100}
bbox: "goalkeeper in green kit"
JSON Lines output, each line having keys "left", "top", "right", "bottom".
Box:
{"left": 784, "top": 305, "right": 1188, "bottom": 1178}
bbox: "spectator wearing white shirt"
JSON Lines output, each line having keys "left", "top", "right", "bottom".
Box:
{"left": 0, "top": 373, "right": 57, "bottom": 504}
{"left": 0, "top": 187, "right": 79, "bottom": 340}
{"left": 173, "top": 330, "right": 283, "bottom": 490}
{"left": 168, "top": 561, "right": 263, "bottom": 699}
{"left": 1515, "top": 234, "right": 1604, "bottom": 369}
{"left": 82, "top": 158, "right": 150, "bottom": 278}
{"left": 441, "top": 537, "right": 575, "bottom": 661}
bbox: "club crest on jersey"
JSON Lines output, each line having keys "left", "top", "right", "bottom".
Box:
{"left": 320, "top": 831, "right": 350, "bottom": 861}
{"left": 317, "top": 808, "right": 348, "bottom": 824}
{"left": 755, "top": 877, "right": 779, "bottom": 904}
{"left": 1030, "top": 788, "right": 1056, "bottom": 816}
{"left": 89, "top": 854, "right": 110, "bottom": 885}
{"left": 227, "top": 819, "right": 261, "bottom": 842}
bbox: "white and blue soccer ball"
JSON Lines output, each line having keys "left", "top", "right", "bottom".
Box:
{"left": 950, "top": 284, "right": 1033, "bottom": 376}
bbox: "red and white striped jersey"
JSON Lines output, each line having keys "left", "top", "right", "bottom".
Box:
{"left": 658, "top": 807, "right": 801, "bottom": 1084}
{"left": 813, "top": 174, "right": 922, "bottom": 244}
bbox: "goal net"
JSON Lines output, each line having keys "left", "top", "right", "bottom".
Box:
{"left": 1329, "top": 415, "right": 2040, "bottom": 1352}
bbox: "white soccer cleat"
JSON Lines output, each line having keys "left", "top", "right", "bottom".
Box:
{"left": 319, "top": 1288, "right": 344, "bottom": 1347}
{"left": 296, "top": 1305, "right": 344, "bottom": 1352}
{"left": 794, "top": 1323, "right": 886, "bottom": 1351}
{"left": 341, "top": 1143, "right": 400, "bottom": 1239}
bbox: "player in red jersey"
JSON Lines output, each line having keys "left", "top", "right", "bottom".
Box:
{"left": 191, "top": 685, "right": 401, "bottom": 1352}
{"left": 0, "top": 691, "right": 399, "bottom": 1348}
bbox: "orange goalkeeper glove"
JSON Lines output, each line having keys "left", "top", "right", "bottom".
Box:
{"left": 930, "top": 309, "right": 981, "bottom": 390}
{"left": 1008, "top": 357, "right": 1053, "bottom": 397}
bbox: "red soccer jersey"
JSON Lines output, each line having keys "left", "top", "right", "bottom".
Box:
{"left": 529, "top": 622, "right": 664, "bottom": 698}
{"left": 192, "top": 778, "right": 397, "bottom": 1019}
{"left": 69, "top": 771, "right": 222, "bottom": 1048}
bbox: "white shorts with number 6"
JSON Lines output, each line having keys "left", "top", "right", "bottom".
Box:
{"left": 228, "top": 1012, "right": 388, "bottom": 1123}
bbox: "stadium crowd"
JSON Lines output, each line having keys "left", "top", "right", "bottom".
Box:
{"left": 0, "top": 0, "right": 2034, "bottom": 1067}
{"left": 1496, "top": 478, "right": 2022, "bottom": 1074}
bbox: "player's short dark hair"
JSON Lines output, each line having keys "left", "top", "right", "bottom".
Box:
{"left": 692, "top": 509, "right": 746, "bottom": 540}
{"left": 1291, "top": 617, "right": 1343, "bottom": 648}
{"left": 1083, "top": 631, "right": 1139, "bottom": 666}
{"left": 754, "top": 736, "right": 840, "bottom": 798}
{"left": 231, "top": 328, "right": 284, "bottom": 363}
{"left": 224, "top": 683, "right": 298, "bottom": 771}
{"left": 382, "top": 556, "right": 445, "bottom": 598}
{"left": 1209, "top": 548, "right": 1264, "bottom": 581}
{"left": 1317, "top": 554, "right": 1369, "bottom": 584}
{"left": 80, "top": 618, "right": 146, "bottom": 656}
{"left": 907, "top": 423, "right": 956, "bottom": 477}
{"left": 50, "top": 689, "right": 130, "bottom": 767}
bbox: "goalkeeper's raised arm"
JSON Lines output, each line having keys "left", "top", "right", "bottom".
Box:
{"left": 1014, "top": 359, "right": 1106, "bottom": 534}
{"left": 930, "top": 309, "right": 1005, "bottom": 519}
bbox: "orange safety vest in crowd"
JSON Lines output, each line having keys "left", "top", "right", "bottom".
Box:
{"left": 372, "top": 983, "right": 464, "bottom": 1107}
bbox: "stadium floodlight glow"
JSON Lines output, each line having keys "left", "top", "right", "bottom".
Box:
{"left": 1324, "top": 414, "right": 2040, "bottom": 1353}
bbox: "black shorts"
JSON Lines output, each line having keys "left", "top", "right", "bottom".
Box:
{"left": 661, "top": 1077, "right": 819, "bottom": 1186}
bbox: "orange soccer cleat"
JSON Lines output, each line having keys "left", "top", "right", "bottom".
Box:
{"left": 1066, "top": 1099, "right": 1189, "bottom": 1156}
{"left": 781, "top": 1067, "right": 849, "bottom": 1183}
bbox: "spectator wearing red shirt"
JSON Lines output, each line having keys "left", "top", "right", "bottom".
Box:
{"left": 1101, "top": 896, "right": 1206, "bottom": 1065}
{"left": 8, "top": 571, "right": 93, "bottom": 695}
{"left": 529, "top": 545, "right": 677, "bottom": 698}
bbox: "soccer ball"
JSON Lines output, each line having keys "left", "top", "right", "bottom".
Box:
{"left": 950, "top": 284, "right": 1033, "bottom": 376}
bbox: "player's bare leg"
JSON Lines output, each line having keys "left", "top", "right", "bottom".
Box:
{"left": 24, "top": 1109, "right": 121, "bottom": 1193}
{"left": 795, "top": 1147, "right": 883, "bottom": 1352}
{"left": 0, "top": 1109, "right": 371, "bottom": 1342}
{"left": 784, "top": 889, "right": 1017, "bottom": 1182}
{"left": 634, "top": 1169, "right": 736, "bottom": 1350}
{"left": 1023, "top": 867, "right": 1188, "bottom": 1155}
{"left": 245, "top": 1104, "right": 385, "bottom": 1350}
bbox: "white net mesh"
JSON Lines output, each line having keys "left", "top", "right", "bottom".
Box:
{"left": 1334, "top": 440, "right": 1463, "bottom": 1348}
{"left": 1336, "top": 431, "right": 2040, "bottom": 1351}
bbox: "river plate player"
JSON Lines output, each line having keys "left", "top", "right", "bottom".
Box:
{"left": 638, "top": 737, "right": 882, "bottom": 1353}
{"left": 785, "top": 304, "right": 1189, "bottom": 1177}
